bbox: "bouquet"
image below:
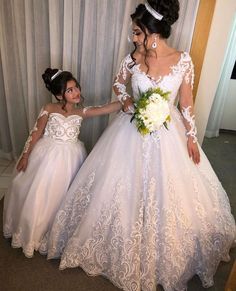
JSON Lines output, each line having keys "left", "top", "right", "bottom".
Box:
{"left": 131, "top": 88, "right": 171, "bottom": 136}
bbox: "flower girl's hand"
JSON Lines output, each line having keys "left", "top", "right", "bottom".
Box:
{"left": 187, "top": 138, "right": 200, "bottom": 164}
{"left": 16, "top": 156, "right": 28, "bottom": 172}
{"left": 122, "top": 98, "right": 134, "bottom": 114}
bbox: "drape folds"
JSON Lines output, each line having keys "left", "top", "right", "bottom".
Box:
{"left": 0, "top": 0, "right": 198, "bottom": 158}
{"left": 206, "top": 15, "right": 236, "bottom": 138}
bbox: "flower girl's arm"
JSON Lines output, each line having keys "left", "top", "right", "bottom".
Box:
{"left": 82, "top": 101, "right": 122, "bottom": 118}
{"left": 17, "top": 107, "right": 49, "bottom": 172}
{"left": 179, "top": 55, "right": 200, "bottom": 164}
{"left": 113, "top": 55, "right": 134, "bottom": 113}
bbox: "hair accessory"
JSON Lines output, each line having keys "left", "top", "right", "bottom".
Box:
{"left": 145, "top": 2, "right": 163, "bottom": 21}
{"left": 51, "top": 69, "right": 63, "bottom": 81}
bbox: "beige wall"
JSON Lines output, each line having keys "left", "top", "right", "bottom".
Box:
{"left": 194, "top": 0, "right": 236, "bottom": 144}
{"left": 190, "top": 0, "right": 216, "bottom": 100}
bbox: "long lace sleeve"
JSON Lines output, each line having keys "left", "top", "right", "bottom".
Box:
{"left": 113, "top": 55, "right": 133, "bottom": 104}
{"left": 21, "top": 108, "right": 49, "bottom": 158}
{"left": 179, "top": 53, "right": 197, "bottom": 143}
{"left": 82, "top": 101, "right": 122, "bottom": 118}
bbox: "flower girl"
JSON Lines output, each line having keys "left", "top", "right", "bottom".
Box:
{"left": 3, "top": 68, "right": 121, "bottom": 258}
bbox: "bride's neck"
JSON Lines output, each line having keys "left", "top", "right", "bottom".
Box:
{"left": 148, "top": 40, "right": 175, "bottom": 58}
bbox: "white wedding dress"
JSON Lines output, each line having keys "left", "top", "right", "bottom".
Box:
{"left": 45, "top": 53, "right": 235, "bottom": 291}
{"left": 3, "top": 112, "right": 87, "bottom": 258}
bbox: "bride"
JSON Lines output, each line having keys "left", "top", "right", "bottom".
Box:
{"left": 42, "top": 1, "right": 236, "bottom": 290}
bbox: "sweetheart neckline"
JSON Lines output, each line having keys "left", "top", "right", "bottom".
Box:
{"left": 50, "top": 112, "right": 83, "bottom": 120}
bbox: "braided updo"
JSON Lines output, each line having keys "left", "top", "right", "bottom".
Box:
{"left": 131, "top": 0, "right": 179, "bottom": 39}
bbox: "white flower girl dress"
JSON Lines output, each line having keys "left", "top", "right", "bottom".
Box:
{"left": 3, "top": 111, "right": 87, "bottom": 258}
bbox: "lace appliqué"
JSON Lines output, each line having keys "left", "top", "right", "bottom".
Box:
{"left": 23, "top": 108, "right": 49, "bottom": 154}
{"left": 171, "top": 52, "right": 194, "bottom": 89}
{"left": 43, "top": 113, "right": 82, "bottom": 143}
{"left": 4, "top": 224, "right": 39, "bottom": 258}
{"left": 181, "top": 106, "right": 197, "bottom": 143}
{"left": 46, "top": 172, "right": 95, "bottom": 258}
{"left": 114, "top": 55, "right": 134, "bottom": 104}
{"left": 184, "top": 57, "right": 194, "bottom": 89}
{"left": 82, "top": 106, "right": 102, "bottom": 116}
{"left": 82, "top": 107, "right": 92, "bottom": 114}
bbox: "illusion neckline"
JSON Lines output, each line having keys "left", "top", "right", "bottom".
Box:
{"left": 134, "top": 51, "right": 185, "bottom": 84}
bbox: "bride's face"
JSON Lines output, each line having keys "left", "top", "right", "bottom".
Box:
{"left": 132, "top": 23, "right": 145, "bottom": 47}
{"left": 132, "top": 23, "right": 154, "bottom": 50}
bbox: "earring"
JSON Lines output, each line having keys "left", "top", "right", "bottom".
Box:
{"left": 152, "top": 36, "right": 157, "bottom": 49}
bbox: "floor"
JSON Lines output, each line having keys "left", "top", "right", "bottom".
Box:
{"left": 0, "top": 132, "right": 235, "bottom": 291}
{"left": 0, "top": 158, "right": 15, "bottom": 200}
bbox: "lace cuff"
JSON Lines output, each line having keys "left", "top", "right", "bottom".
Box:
{"left": 82, "top": 107, "right": 92, "bottom": 115}
{"left": 23, "top": 108, "right": 49, "bottom": 155}
{"left": 82, "top": 106, "right": 103, "bottom": 115}
{"left": 181, "top": 106, "right": 197, "bottom": 143}
{"left": 116, "top": 88, "right": 131, "bottom": 104}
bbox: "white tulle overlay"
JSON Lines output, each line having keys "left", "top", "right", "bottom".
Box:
{"left": 3, "top": 113, "right": 87, "bottom": 258}
{"left": 46, "top": 53, "right": 235, "bottom": 291}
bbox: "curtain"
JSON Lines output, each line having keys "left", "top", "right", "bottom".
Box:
{"left": 168, "top": 0, "right": 200, "bottom": 51}
{"left": 0, "top": 0, "right": 199, "bottom": 159}
{"left": 205, "top": 14, "right": 236, "bottom": 138}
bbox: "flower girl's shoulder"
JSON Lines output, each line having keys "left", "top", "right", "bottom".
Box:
{"left": 43, "top": 102, "right": 61, "bottom": 113}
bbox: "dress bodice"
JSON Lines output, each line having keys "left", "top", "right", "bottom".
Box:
{"left": 43, "top": 113, "right": 82, "bottom": 143}
{"left": 127, "top": 52, "right": 194, "bottom": 107}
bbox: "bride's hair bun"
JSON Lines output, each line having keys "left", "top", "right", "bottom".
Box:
{"left": 131, "top": 0, "right": 179, "bottom": 39}
{"left": 148, "top": 0, "right": 179, "bottom": 25}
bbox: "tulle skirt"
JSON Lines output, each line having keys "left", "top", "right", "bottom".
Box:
{"left": 3, "top": 136, "right": 87, "bottom": 258}
{"left": 46, "top": 111, "right": 235, "bottom": 291}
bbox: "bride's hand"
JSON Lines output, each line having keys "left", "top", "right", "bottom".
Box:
{"left": 122, "top": 98, "right": 134, "bottom": 114}
{"left": 187, "top": 138, "right": 200, "bottom": 164}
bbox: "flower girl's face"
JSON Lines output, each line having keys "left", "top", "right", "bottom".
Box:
{"left": 64, "top": 80, "right": 81, "bottom": 104}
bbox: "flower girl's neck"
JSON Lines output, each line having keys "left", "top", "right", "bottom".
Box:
{"left": 64, "top": 103, "right": 76, "bottom": 113}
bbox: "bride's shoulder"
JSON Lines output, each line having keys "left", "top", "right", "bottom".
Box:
{"left": 179, "top": 51, "right": 193, "bottom": 62}
{"left": 118, "top": 54, "right": 136, "bottom": 72}
{"left": 122, "top": 53, "right": 135, "bottom": 63}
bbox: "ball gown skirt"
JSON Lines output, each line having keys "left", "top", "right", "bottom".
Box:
{"left": 46, "top": 109, "right": 236, "bottom": 291}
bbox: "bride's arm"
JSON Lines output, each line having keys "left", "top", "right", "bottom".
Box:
{"left": 82, "top": 101, "right": 122, "bottom": 118}
{"left": 113, "top": 55, "right": 134, "bottom": 112}
{"left": 179, "top": 55, "right": 200, "bottom": 164}
{"left": 17, "top": 107, "right": 49, "bottom": 172}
